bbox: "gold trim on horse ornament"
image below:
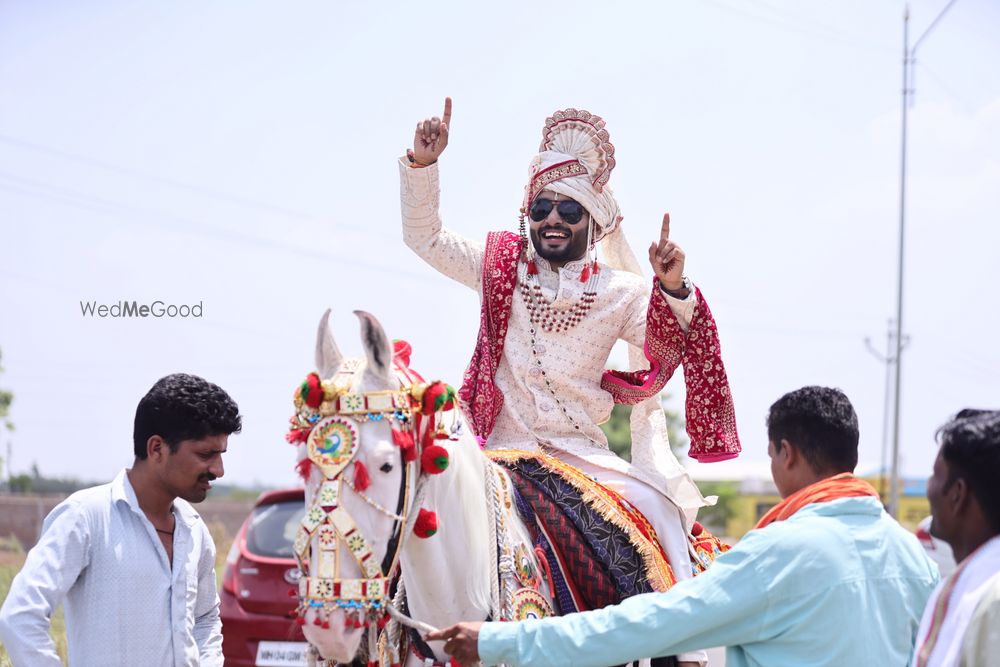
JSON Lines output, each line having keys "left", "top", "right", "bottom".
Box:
{"left": 288, "top": 361, "right": 458, "bottom": 642}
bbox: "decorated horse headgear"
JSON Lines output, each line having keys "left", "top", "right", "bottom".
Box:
{"left": 286, "top": 353, "right": 458, "bottom": 632}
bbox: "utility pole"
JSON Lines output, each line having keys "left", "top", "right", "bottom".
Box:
{"left": 867, "top": 321, "right": 909, "bottom": 507}
{"left": 891, "top": 0, "right": 959, "bottom": 518}
{"left": 866, "top": 321, "right": 895, "bottom": 503}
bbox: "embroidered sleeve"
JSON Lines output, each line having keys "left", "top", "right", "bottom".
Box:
{"left": 659, "top": 285, "right": 695, "bottom": 334}
{"left": 398, "top": 157, "right": 484, "bottom": 291}
{"left": 601, "top": 280, "right": 741, "bottom": 462}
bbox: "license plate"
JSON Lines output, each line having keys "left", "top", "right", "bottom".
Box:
{"left": 255, "top": 641, "right": 308, "bottom": 666}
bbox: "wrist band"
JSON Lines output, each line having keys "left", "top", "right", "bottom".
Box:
{"left": 663, "top": 276, "right": 690, "bottom": 298}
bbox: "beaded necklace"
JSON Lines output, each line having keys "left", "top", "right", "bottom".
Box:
{"left": 517, "top": 258, "right": 600, "bottom": 333}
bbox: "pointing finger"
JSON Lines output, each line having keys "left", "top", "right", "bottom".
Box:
{"left": 660, "top": 212, "right": 671, "bottom": 241}
{"left": 442, "top": 96, "right": 453, "bottom": 128}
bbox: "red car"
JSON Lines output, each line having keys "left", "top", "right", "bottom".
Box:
{"left": 221, "top": 488, "right": 309, "bottom": 667}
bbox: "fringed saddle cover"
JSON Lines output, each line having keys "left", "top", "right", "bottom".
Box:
{"left": 487, "top": 449, "right": 675, "bottom": 614}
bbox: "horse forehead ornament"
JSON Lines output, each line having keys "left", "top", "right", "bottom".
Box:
{"left": 286, "top": 346, "right": 459, "bottom": 643}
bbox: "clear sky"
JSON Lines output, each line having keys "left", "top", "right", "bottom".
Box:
{"left": 1, "top": 0, "right": 997, "bottom": 489}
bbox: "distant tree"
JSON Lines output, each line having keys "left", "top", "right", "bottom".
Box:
{"left": 0, "top": 346, "right": 13, "bottom": 485}
{"left": 9, "top": 473, "right": 32, "bottom": 494}
{"left": 0, "top": 347, "right": 13, "bottom": 432}
{"left": 602, "top": 393, "right": 687, "bottom": 462}
{"left": 695, "top": 481, "right": 740, "bottom": 535}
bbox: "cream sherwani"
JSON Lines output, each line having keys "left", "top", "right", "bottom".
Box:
{"left": 399, "top": 158, "right": 717, "bottom": 664}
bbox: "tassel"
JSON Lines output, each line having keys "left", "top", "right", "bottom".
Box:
{"left": 285, "top": 428, "right": 309, "bottom": 444}
{"left": 422, "top": 416, "right": 437, "bottom": 450}
{"left": 420, "top": 444, "right": 450, "bottom": 474}
{"left": 527, "top": 259, "right": 538, "bottom": 275}
{"left": 301, "top": 373, "right": 324, "bottom": 409}
{"left": 413, "top": 508, "right": 439, "bottom": 538}
{"left": 295, "top": 616, "right": 306, "bottom": 626}
{"left": 421, "top": 382, "right": 457, "bottom": 414}
{"left": 295, "top": 458, "right": 313, "bottom": 482}
{"left": 392, "top": 339, "right": 413, "bottom": 367}
{"left": 392, "top": 429, "right": 417, "bottom": 462}
{"left": 353, "top": 461, "right": 371, "bottom": 491}
{"left": 579, "top": 264, "right": 590, "bottom": 282}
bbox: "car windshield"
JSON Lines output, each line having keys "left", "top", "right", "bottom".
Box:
{"left": 245, "top": 500, "right": 305, "bottom": 559}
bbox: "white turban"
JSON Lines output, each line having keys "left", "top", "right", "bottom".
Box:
{"left": 522, "top": 109, "right": 622, "bottom": 241}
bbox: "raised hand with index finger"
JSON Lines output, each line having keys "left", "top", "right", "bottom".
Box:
{"left": 648, "top": 213, "right": 689, "bottom": 296}
{"left": 408, "top": 97, "right": 453, "bottom": 167}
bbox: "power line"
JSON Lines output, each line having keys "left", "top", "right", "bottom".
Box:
{"left": 0, "top": 173, "right": 433, "bottom": 283}
{"left": 701, "top": 0, "right": 896, "bottom": 55}
{"left": 0, "top": 132, "right": 365, "bottom": 232}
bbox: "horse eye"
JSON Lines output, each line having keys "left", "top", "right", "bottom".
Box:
{"left": 379, "top": 462, "right": 393, "bottom": 473}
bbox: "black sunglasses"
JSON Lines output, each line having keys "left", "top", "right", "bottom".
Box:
{"left": 528, "top": 198, "right": 587, "bottom": 224}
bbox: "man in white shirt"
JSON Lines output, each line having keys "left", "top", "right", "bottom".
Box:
{"left": 913, "top": 409, "right": 1000, "bottom": 667}
{"left": 0, "top": 372, "right": 242, "bottom": 667}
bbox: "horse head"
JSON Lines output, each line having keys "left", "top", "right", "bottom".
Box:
{"left": 288, "top": 309, "right": 463, "bottom": 664}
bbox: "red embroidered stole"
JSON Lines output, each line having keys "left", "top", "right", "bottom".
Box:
{"left": 458, "top": 231, "right": 521, "bottom": 440}
{"left": 458, "top": 232, "right": 741, "bottom": 462}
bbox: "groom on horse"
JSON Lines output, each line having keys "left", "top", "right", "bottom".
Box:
{"left": 399, "top": 99, "right": 740, "bottom": 665}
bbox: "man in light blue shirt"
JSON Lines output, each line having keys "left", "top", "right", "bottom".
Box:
{"left": 428, "top": 386, "right": 939, "bottom": 667}
{"left": 0, "top": 373, "right": 242, "bottom": 667}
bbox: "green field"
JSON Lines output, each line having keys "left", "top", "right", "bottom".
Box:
{"left": 0, "top": 553, "right": 67, "bottom": 666}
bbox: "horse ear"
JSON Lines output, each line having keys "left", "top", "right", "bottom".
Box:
{"left": 354, "top": 310, "right": 393, "bottom": 385}
{"left": 315, "top": 308, "right": 344, "bottom": 379}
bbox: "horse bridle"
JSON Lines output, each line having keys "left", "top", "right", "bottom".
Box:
{"left": 288, "top": 358, "right": 454, "bottom": 631}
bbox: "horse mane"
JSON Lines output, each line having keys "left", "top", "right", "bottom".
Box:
{"left": 425, "top": 423, "right": 493, "bottom": 613}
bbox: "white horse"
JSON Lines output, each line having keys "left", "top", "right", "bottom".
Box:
{"left": 290, "top": 310, "right": 552, "bottom": 666}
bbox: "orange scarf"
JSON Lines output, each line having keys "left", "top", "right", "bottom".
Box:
{"left": 755, "top": 472, "right": 880, "bottom": 529}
